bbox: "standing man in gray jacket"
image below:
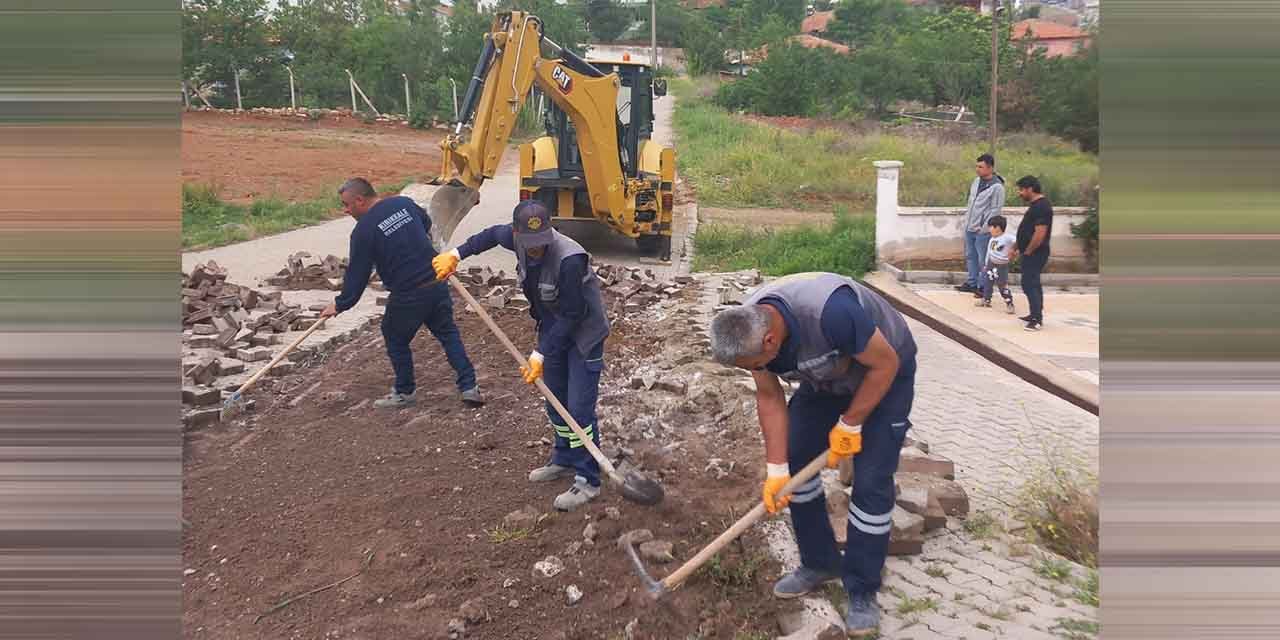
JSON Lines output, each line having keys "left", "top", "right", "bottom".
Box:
{"left": 956, "top": 154, "right": 1006, "bottom": 295}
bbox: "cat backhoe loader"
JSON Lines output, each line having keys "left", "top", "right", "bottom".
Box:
{"left": 425, "top": 11, "right": 676, "bottom": 260}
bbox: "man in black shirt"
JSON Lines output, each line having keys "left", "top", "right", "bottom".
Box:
{"left": 1014, "top": 175, "right": 1053, "bottom": 331}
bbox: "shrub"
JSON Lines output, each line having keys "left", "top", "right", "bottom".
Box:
{"left": 693, "top": 209, "right": 876, "bottom": 278}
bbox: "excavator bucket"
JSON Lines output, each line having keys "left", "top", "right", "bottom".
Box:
{"left": 425, "top": 184, "right": 482, "bottom": 250}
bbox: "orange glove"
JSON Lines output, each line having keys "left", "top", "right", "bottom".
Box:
{"left": 432, "top": 248, "right": 460, "bottom": 281}
{"left": 520, "top": 351, "right": 544, "bottom": 384}
{"left": 762, "top": 463, "right": 792, "bottom": 515}
{"left": 826, "top": 417, "right": 862, "bottom": 468}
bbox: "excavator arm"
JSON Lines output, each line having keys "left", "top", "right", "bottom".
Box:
{"left": 426, "top": 11, "right": 637, "bottom": 247}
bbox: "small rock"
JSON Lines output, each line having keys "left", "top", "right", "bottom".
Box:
{"left": 582, "top": 522, "right": 598, "bottom": 542}
{"left": 606, "top": 590, "right": 629, "bottom": 610}
{"left": 604, "top": 506, "right": 622, "bottom": 520}
{"left": 638, "top": 540, "right": 675, "bottom": 564}
{"left": 320, "top": 390, "right": 347, "bottom": 403}
{"left": 565, "top": 541, "right": 583, "bottom": 556}
{"left": 504, "top": 506, "right": 539, "bottom": 529}
{"left": 404, "top": 593, "right": 438, "bottom": 611}
{"left": 617, "top": 528, "right": 654, "bottom": 549}
{"left": 458, "top": 597, "right": 487, "bottom": 623}
{"left": 565, "top": 584, "right": 584, "bottom": 605}
{"left": 447, "top": 618, "right": 466, "bottom": 639}
{"left": 508, "top": 599, "right": 519, "bottom": 608}
{"left": 533, "top": 555, "right": 565, "bottom": 579}
{"left": 183, "top": 568, "right": 197, "bottom": 576}
{"left": 502, "top": 578, "right": 519, "bottom": 589}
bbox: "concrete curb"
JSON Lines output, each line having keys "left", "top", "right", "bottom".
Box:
{"left": 677, "top": 202, "right": 700, "bottom": 277}
{"left": 878, "top": 262, "right": 1099, "bottom": 287}
{"left": 863, "top": 271, "right": 1099, "bottom": 416}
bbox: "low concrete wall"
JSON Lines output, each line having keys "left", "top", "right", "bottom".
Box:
{"left": 873, "top": 161, "right": 1090, "bottom": 270}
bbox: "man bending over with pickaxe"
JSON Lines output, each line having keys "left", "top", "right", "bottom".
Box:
{"left": 708, "top": 272, "right": 917, "bottom": 638}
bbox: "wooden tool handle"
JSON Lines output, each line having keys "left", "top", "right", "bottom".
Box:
{"left": 446, "top": 276, "right": 622, "bottom": 479}
{"left": 659, "top": 451, "right": 831, "bottom": 590}
{"left": 231, "top": 317, "right": 327, "bottom": 397}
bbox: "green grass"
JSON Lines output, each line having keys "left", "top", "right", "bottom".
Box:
{"left": 692, "top": 209, "right": 875, "bottom": 277}
{"left": 697, "top": 552, "right": 769, "bottom": 599}
{"left": 182, "top": 179, "right": 414, "bottom": 250}
{"left": 1035, "top": 557, "right": 1075, "bottom": 583}
{"left": 961, "top": 511, "right": 1001, "bottom": 540}
{"left": 1073, "top": 570, "right": 1100, "bottom": 607}
{"left": 1051, "top": 617, "right": 1100, "bottom": 639}
{"left": 895, "top": 594, "right": 939, "bottom": 617}
{"left": 670, "top": 77, "right": 1098, "bottom": 210}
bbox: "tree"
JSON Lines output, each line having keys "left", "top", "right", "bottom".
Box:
{"left": 680, "top": 14, "right": 725, "bottom": 76}
{"left": 715, "top": 44, "right": 857, "bottom": 117}
{"left": 854, "top": 44, "right": 926, "bottom": 115}
{"left": 183, "top": 0, "right": 273, "bottom": 106}
{"left": 503, "top": 0, "right": 590, "bottom": 55}
{"left": 826, "top": 0, "right": 917, "bottom": 48}
{"left": 585, "top": 0, "right": 633, "bottom": 43}
{"left": 753, "top": 14, "right": 795, "bottom": 49}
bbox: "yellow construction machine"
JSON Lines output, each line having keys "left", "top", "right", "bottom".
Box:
{"left": 426, "top": 11, "right": 677, "bottom": 260}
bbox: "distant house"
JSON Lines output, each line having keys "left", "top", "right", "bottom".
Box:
{"left": 800, "top": 10, "right": 836, "bottom": 35}
{"left": 1012, "top": 18, "right": 1092, "bottom": 57}
{"left": 682, "top": 0, "right": 727, "bottom": 8}
{"left": 433, "top": 3, "right": 453, "bottom": 26}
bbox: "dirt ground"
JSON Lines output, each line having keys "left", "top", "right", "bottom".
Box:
{"left": 182, "top": 111, "right": 446, "bottom": 203}
{"left": 182, "top": 284, "right": 789, "bottom": 639}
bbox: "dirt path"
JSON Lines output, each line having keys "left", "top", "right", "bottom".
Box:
{"left": 182, "top": 285, "right": 786, "bottom": 639}
{"left": 182, "top": 111, "right": 446, "bottom": 203}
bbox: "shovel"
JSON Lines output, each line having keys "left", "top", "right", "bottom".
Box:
{"left": 219, "top": 317, "right": 328, "bottom": 421}
{"left": 621, "top": 451, "right": 830, "bottom": 600}
{"left": 445, "top": 275, "right": 665, "bottom": 506}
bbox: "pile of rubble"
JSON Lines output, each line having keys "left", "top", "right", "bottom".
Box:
{"left": 830, "top": 437, "right": 971, "bottom": 555}
{"left": 181, "top": 261, "right": 320, "bottom": 420}
{"left": 185, "top": 105, "right": 433, "bottom": 127}
{"left": 595, "top": 263, "right": 696, "bottom": 314}
{"left": 714, "top": 269, "right": 763, "bottom": 308}
{"left": 265, "top": 252, "right": 362, "bottom": 291}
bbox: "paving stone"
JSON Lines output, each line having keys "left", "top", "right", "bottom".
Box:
{"left": 183, "top": 407, "right": 221, "bottom": 429}
{"left": 899, "top": 447, "right": 956, "bottom": 479}
{"left": 236, "top": 347, "right": 273, "bottom": 362}
{"left": 182, "top": 386, "right": 220, "bottom": 407}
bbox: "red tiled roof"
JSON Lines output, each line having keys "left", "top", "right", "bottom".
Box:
{"left": 1012, "top": 19, "right": 1088, "bottom": 41}
{"left": 801, "top": 10, "right": 836, "bottom": 34}
{"left": 683, "top": 0, "right": 726, "bottom": 8}
{"left": 434, "top": 4, "right": 454, "bottom": 16}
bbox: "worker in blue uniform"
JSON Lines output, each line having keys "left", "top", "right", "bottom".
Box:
{"left": 320, "top": 177, "right": 483, "bottom": 409}
{"left": 433, "top": 200, "right": 611, "bottom": 511}
{"left": 708, "top": 271, "right": 918, "bottom": 638}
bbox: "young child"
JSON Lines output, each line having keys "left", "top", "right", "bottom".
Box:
{"left": 975, "top": 215, "right": 1016, "bottom": 313}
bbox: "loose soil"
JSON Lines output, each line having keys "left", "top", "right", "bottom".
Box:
{"left": 183, "top": 286, "right": 788, "bottom": 639}
{"left": 182, "top": 111, "right": 447, "bottom": 204}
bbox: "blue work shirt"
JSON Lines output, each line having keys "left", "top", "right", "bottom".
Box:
{"left": 762, "top": 286, "right": 917, "bottom": 381}
{"left": 456, "top": 224, "right": 589, "bottom": 357}
{"left": 335, "top": 195, "right": 438, "bottom": 312}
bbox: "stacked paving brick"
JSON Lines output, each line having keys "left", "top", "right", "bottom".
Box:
{"left": 828, "top": 438, "right": 971, "bottom": 556}
{"left": 181, "top": 261, "right": 321, "bottom": 426}
{"left": 712, "top": 269, "right": 764, "bottom": 308}
{"left": 265, "top": 251, "right": 384, "bottom": 292}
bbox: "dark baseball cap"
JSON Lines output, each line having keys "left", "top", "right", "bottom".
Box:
{"left": 512, "top": 200, "right": 554, "bottom": 248}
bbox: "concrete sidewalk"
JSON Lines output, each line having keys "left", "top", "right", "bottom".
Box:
{"left": 912, "top": 284, "right": 1099, "bottom": 385}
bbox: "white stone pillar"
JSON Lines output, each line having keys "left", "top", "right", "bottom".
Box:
{"left": 874, "top": 160, "right": 903, "bottom": 265}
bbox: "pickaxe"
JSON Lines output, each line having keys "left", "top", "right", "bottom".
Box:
{"left": 621, "top": 451, "right": 830, "bottom": 599}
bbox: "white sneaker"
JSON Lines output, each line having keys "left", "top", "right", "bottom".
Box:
{"left": 528, "top": 463, "right": 575, "bottom": 483}
{"left": 373, "top": 390, "right": 416, "bottom": 409}
{"left": 553, "top": 476, "right": 600, "bottom": 511}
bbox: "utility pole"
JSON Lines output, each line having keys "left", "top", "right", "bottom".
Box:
{"left": 989, "top": 0, "right": 1000, "bottom": 154}
{"left": 233, "top": 68, "right": 244, "bottom": 111}
{"left": 403, "top": 73, "right": 411, "bottom": 120}
{"left": 650, "top": 0, "right": 658, "bottom": 69}
{"left": 285, "top": 65, "right": 296, "bottom": 111}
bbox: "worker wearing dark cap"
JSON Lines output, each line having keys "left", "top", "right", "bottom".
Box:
{"left": 433, "top": 201, "right": 611, "bottom": 511}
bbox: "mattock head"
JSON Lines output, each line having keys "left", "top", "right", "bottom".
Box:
{"left": 618, "top": 529, "right": 667, "bottom": 600}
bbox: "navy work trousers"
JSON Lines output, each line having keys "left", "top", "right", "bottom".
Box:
{"left": 380, "top": 284, "right": 477, "bottom": 395}
{"left": 542, "top": 339, "right": 606, "bottom": 487}
{"left": 784, "top": 373, "right": 915, "bottom": 596}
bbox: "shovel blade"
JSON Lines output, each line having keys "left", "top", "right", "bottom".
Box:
{"left": 426, "top": 184, "right": 481, "bottom": 250}
{"left": 620, "top": 470, "right": 665, "bottom": 506}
